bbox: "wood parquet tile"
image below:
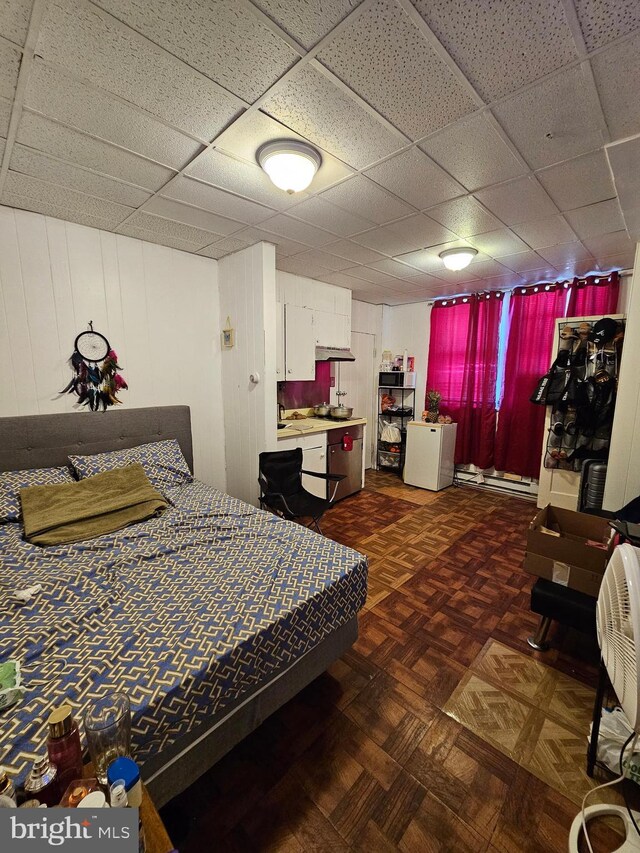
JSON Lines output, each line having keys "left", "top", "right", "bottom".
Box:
{"left": 162, "top": 473, "right": 621, "bottom": 853}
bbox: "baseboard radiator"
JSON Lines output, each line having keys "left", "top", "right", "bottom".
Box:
{"left": 454, "top": 465, "right": 538, "bottom": 499}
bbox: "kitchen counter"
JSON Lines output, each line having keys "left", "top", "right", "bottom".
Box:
{"left": 278, "top": 417, "right": 367, "bottom": 439}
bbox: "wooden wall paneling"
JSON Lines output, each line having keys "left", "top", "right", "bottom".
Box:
{"left": 46, "top": 216, "right": 79, "bottom": 402}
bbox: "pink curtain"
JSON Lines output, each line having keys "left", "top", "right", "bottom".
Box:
{"left": 567, "top": 271, "right": 620, "bottom": 316}
{"left": 426, "top": 293, "right": 502, "bottom": 469}
{"left": 494, "top": 283, "right": 568, "bottom": 478}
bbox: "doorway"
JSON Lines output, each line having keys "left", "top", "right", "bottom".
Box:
{"left": 335, "top": 331, "right": 377, "bottom": 468}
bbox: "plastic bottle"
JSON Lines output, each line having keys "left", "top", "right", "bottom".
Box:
{"left": 46, "top": 705, "right": 83, "bottom": 796}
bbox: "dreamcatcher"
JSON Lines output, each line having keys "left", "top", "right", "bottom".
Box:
{"left": 60, "top": 322, "right": 128, "bottom": 411}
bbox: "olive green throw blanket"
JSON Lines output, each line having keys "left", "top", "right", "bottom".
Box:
{"left": 21, "top": 463, "right": 168, "bottom": 546}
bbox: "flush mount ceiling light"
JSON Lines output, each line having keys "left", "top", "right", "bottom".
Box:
{"left": 257, "top": 140, "right": 322, "bottom": 194}
{"left": 439, "top": 247, "right": 478, "bottom": 271}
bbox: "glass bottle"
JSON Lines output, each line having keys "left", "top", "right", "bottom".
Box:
{"left": 47, "top": 705, "right": 83, "bottom": 795}
{"left": 24, "top": 755, "right": 59, "bottom": 807}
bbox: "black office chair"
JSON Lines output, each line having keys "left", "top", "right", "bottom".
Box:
{"left": 258, "top": 448, "right": 345, "bottom": 534}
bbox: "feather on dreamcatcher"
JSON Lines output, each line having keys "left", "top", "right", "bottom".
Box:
{"left": 60, "top": 322, "right": 129, "bottom": 411}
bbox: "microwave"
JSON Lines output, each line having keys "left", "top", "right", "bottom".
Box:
{"left": 379, "top": 371, "right": 416, "bottom": 388}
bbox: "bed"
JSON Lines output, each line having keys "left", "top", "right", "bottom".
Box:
{"left": 0, "top": 406, "right": 367, "bottom": 807}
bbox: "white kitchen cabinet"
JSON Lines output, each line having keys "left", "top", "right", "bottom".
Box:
{"left": 276, "top": 302, "right": 285, "bottom": 380}
{"left": 301, "top": 443, "right": 327, "bottom": 499}
{"left": 313, "top": 309, "right": 351, "bottom": 349}
{"left": 284, "top": 304, "right": 315, "bottom": 381}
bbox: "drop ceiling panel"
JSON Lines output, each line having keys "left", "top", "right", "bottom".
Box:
{"left": 161, "top": 176, "right": 273, "bottom": 225}
{"left": 25, "top": 62, "right": 203, "bottom": 171}
{"left": 419, "top": 113, "right": 527, "bottom": 192}
{"left": 0, "top": 97, "right": 11, "bottom": 137}
{"left": 117, "top": 210, "right": 215, "bottom": 250}
{"left": 492, "top": 66, "right": 607, "bottom": 170}
{"left": 476, "top": 272, "right": 526, "bottom": 289}
{"left": 36, "top": 0, "right": 243, "bottom": 140}
{"left": 582, "top": 230, "right": 634, "bottom": 257}
{"left": 0, "top": 39, "right": 21, "bottom": 100}
{"left": 318, "top": 270, "right": 379, "bottom": 288}
{"left": 319, "top": 175, "right": 413, "bottom": 224}
{"left": 144, "top": 196, "right": 243, "bottom": 236}
{"left": 364, "top": 147, "right": 465, "bottom": 209}
{"left": 196, "top": 244, "right": 229, "bottom": 260}
{"left": 323, "top": 239, "right": 386, "bottom": 264}
{"left": 367, "top": 257, "right": 425, "bottom": 278}
{"left": 535, "top": 150, "right": 616, "bottom": 211}
{"left": 574, "top": 0, "right": 640, "bottom": 52}
{"left": 344, "top": 265, "right": 401, "bottom": 285}
{"left": 536, "top": 241, "right": 594, "bottom": 266}
{"left": 352, "top": 214, "right": 456, "bottom": 255}
{"left": 262, "top": 63, "right": 402, "bottom": 169}
{"left": 17, "top": 113, "right": 174, "bottom": 191}
{"left": 0, "top": 0, "right": 32, "bottom": 47}
{"left": 425, "top": 196, "right": 502, "bottom": 238}
{"left": 592, "top": 33, "right": 640, "bottom": 140}
{"left": 511, "top": 215, "right": 577, "bottom": 249}
{"left": 10, "top": 144, "right": 152, "bottom": 208}
{"left": 240, "top": 225, "right": 310, "bottom": 256}
{"left": 466, "top": 258, "right": 511, "bottom": 278}
{"left": 564, "top": 199, "right": 625, "bottom": 240}
{"left": 187, "top": 149, "right": 299, "bottom": 210}
{"left": 497, "top": 250, "right": 553, "bottom": 272}
{"left": 290, "top": 248, "right": 354, "bottom": 271}
{"left": 466, "top": 228, "right": 531, "bottom": 258}
{"left": 596, "top": 251, "right": 636, "bottom": 271}
{"left": 277, "top": 255, "right": 334, "bottom": 278}
{"left": 252, "top": 0, "right": 364, "bottom": 49}
{"left": 93, "top": 0, "right": 298, "bottom": 102}
{"left": 474, "top": 177, "right": 558, "bottom": 226}
{"left": 286, "top": 196, "right": 373, "bottom": 236}
{"left": 410, "top": 0, "right": 577, "bottom": 102}
{"left": 212, "top": 109, "right": 354, "bottom": 191}
{"left": 396, "top": 240, "right": 470, "bottom": 271}
{"left": 1, "top": 171, "right": 134, "bottom": 229}
{"left": 257, "top": 213, "right": 336, "bottom": 247}
{"left": 317, "top": 0, "right": 475, "bottom": 140}
{"left": 427, "top": 267, "right": 480, "bottom": 285}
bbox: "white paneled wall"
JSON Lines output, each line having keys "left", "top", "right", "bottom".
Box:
{"left": 0, "top": 206, "right": 225, "bottom": 490}
{"left": 382, "top": 302, "right": 432, "bottom": 411}
{"left": 219, "top": 242, "right": 277, "bottom": 505}
{"left": 352, "top": 299, "right": 383, "bottom": 340}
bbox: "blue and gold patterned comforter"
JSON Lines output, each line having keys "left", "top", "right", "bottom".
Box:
{"left": 0, "top": 481, "right": 367, "bottom": 784}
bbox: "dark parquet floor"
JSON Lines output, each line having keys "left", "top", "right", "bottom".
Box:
{"left": 161, "top": 473, "right": 622, "bottom": 852}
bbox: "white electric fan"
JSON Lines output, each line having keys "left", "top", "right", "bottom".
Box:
{"left": 569, "top": 543, "right": 640, "bottom": 852}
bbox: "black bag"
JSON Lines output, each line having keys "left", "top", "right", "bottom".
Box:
{"left": 531, "top": 359, "right": 569, "bottom": 405}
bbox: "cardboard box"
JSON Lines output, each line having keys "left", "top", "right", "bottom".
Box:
{"left": 524, "top": 505, "right": 614, "bottom": 597}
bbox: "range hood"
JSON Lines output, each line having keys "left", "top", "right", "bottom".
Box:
{"left": 315, "top": 346, "right": 355, "bottom": 362}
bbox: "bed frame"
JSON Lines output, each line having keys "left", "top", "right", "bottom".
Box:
{"left": 0, "top": 405, "right": 358, "bottom": 807}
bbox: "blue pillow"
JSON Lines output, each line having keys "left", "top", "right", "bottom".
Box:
{"left": 68, "top": 439, "right": 192, "bottom": 492}
{"left": 0, "top": 466, "right": 75, "bottom": 522}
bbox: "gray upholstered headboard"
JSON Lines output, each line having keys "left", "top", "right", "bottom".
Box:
{"left": 0, "top": 406, "right": 193, "bottom": 473}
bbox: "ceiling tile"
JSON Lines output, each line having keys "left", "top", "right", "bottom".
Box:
{"left": 574, "top": 0, "right": 640, "bottom": 51}
{"left": 0, "top": 39, "right": 21, "bottom": 100}
{"left": 344, "top": 266, "right": 402, "bottom": 285}
{"left": 0, "top": 97, "right": 13, "bottom": 137}
{"left": 564, "top": 199, "right": 625, "bottom": 240}
{"left": 36, "top": 0, "right": 243, "bottom": 140}
{"left": 290, "top": 249, "right": 354, "bottom": 271}
{"left": 368, "top": 257, "right": 425, "bottom": 278}
{"left": 497, "top": 251, "right": 555, "bottom": 272}
{"left": 492, "top": 66, "right": 606, "bottom": 169}
{"left": 319, "top": 175, "right": 413, "bottom": 225}
{"left": 257, "top": 213, "right": 336, "bottom": 247}
{"left": 553, "top": 258, "right": 600, "bottom": 276}
{"left": 466, "top": 228, "right": 530, "bottom": 257}
{"left": 17, "top": 113, "right": 175, "bottom": 191}
{"left": 9, "top": 144, "right": 152, "bottom": 208}
{"left": 536, "top": 241, "right": 594, "bottom": 266}
{"left": 475, "top": 272, "right": 526, "bottom": 289}
{"left": 582, "top": 230, "right": 634, "bottom": 256}
{"left": 161, "top": 176, "right": 273, "bottom": 225}
{"left": 474, "top": 177, "right": 558, "bottom": 225}
{"left": 364, "top": 147, "right": 465, "bottom": 209}
{"left": 319, "top": 270, "right": 379, "bottom": 288}
{"left": 1, "top": 171, "right": 133, "bottom": 230}
{"left": 143, "top": 196, "right": 243, "bottom": 237}
{"left": 419, "top": 113, "right": 527, "bottom": 192}
{"left": 323, "top": 239, "right": 386, "bottom": 265}
{"left": 262, "top": 63, "right": 402, "bottom": 169}
{"left": 187, "top": 149, "right": 299, "bottom": 210}
{"left": 93, "top": 0, "right": 298, "bottom": 102}
{"left": 0, "top": 140, "right": 5, "bottom": 162}
{"left": 277, "top": 255, "right": 334, "bottom": 279}
{"left": 318, "top": 0, "right": 475, "bottom": 140}
{"left": 591, "top": 32, "right": 640, "bottom": 140}
{"left": 595, "top": 251, "right": 636, "bottom": 272}
{"left": 196, "top": 244, "right": 228, "bottom": 260}
{"left": 213, "top": 109, "right": 354, "bottom": 191}
{"left": 117, "top": 210, "right": 214, "bottom": 250}
{"left": 399, "top": 272, "right": 446, "bottom": 288}
{"left": 252, "top": 0, "right": 364, "bottom": 49}
{"left": 511, "top": 215, "right": 578, "bottom": 249}
{"left": 198, "top": 235, "right": 256, "bottom": 259}
{"left": 428, "top": 267, "right": 480, "bottom": 285}
{"left": 425, "top": 196, "right": 502, "bottom": 238}
{"left": 286, "top": 196, "right": 373, "bottom": 236}
{"left": 352, "top": 214, "right": 457, "bottom": 255}
{"left": 466, "top": 258, "right": 511, "bottom": 278}
{"left": 395, "top": 239, "right": 471, "bottom": 271}
{"left": 25, "top": 61, "right": 203, "bottom": 171}
{"left": 535, "top": 150, "right": 616, "bottom": 211}
{"left": 0, "top": 0, "right": 32, "bottom": 47}
{"left": 411, "top": 0, "right": 577, "bottom": 102}
{"left": 238, "top": 226, "right": 309, "bottom": 257}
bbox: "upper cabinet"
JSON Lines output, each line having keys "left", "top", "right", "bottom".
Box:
{"left": 284, "top": 304, "right": 315, "bottom": 381}
{"left": 313, "top": 309, "right": 350, "bottom": 349}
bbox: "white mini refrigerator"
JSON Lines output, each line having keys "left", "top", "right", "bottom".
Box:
{"left": 403, "top": 422, "right": 457, "bottom": 491}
